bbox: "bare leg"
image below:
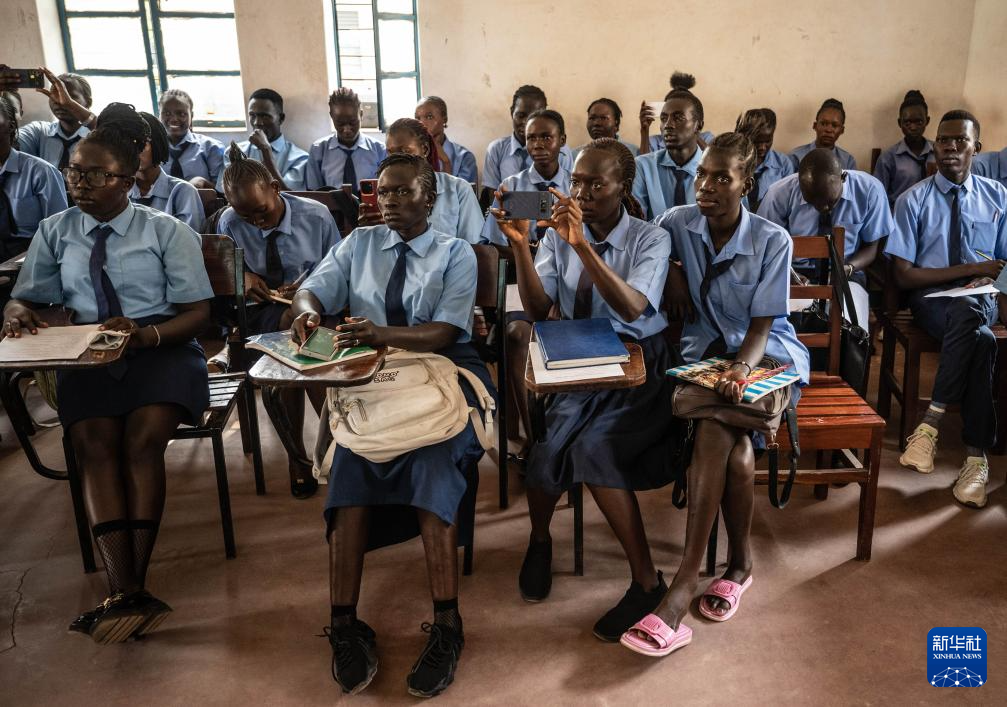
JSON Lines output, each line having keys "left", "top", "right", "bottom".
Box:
{"left": 587, "top": 485, "right": 659, "bottom": 588}
{"left": 506, "top": 320, "right": 533, "bottom": 455}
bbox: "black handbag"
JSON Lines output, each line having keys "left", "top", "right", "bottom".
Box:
{"left": 825, "top": 235, "right": 872, "bottom": 397}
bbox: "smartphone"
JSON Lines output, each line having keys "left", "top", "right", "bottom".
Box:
{"left": 359, "top": 178, "right": 379, "bottom": 209}
{"left": 645, "top": 100, "right": 666, "bottom": 120}
{"left": 500, "top": 190, "right": 554, "bottom": 221}
{"left": 5, "top": 68, "right": 44, "bottom": 89}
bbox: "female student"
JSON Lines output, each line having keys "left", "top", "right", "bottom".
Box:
{"left": 0, "top": 95, "right": 68, "bottom": 259}
{"left": 4, "top": 103, "right": 214, "bottom": 643}
{"left": 215, "top": 144, "right": 342, "bottom": 498}
{"left": 492, "top": 138, "right": 676, "bottom": 640}
{"left": 572, "top": 98, "right": 638, "bottom": 159}
{"left": 415, "top": 96, "right": 478, "bottom": 184}
{"left": 290, "top": 153, "right": 494, "bottom": 698}
{"left": 157, "top": 88, "right": 224, "bottom": 190}
{"left": 874, "top": 90, "right": 935, "bottom": 207}
{"left": 14, "top": 69, "right": 94, "bottom": 171}
{"left": 789, "top": 98, "right": 857, "bottom": 171}
{"left": 638, "top": 72, "right": 714, "bottom": 155}
{"left": 305, "top": 87, "right": 387, "bottom": 194}
{"left": 621, "top": 133, "right": 809, "bottom": 657}
{"left": 735, "top": 108, "right": 794, "bottom": 213}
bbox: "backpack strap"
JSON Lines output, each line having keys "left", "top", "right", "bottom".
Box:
{"left": 768, "top": 396, "right": 800, "bottom": 509}
{"left": 456, "top": 365, "right": 497, "bottom": 451}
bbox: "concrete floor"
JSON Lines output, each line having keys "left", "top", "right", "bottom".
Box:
{"left": 1, "top": 356, "right": 1006, "bottom": 706}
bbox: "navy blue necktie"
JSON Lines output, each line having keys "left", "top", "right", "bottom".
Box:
{"left": 673, "top": 168, "right": 688, "bottom": 206}
{"left": 573, "top": 242, "right": 610, "bottom": 319}
{"left": 750, "top": 169, "right": 762, "bottom": 212}
{"left": 385, "top": 242, "right": 409, "bottom": 327}
{"left": 264, "top": 231, "right": 285, "bottom": 289}
{"left": 0, "top": 171, "right": 16, "bottom": 240}
{"left": 948, "top": 186, "right": 962, "bottom": 266}
{"left": 88, "top": 225, "right": 123, "bottom": 321}
{"left": 699, "top": 247, "right": 736, "bottom": 351}
{"left": 534, "top": 181, "right": 555, "bottom": 240}
{"left": 57, "top": 135, "right": 80, "bottom": 171}
{"left": 340, "top": 148, "right": 357, "bottom": 194}
{"left": 918, "top": 156, "right": 929, "bottom": 183}
{"left": 168, "top": 144, "right": 186, "bottom": 179}
{"left": 817, "top": 209, "right": 832, "bottom": 236}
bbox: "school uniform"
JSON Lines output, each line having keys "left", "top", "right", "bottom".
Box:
{"left": 743, "top": 149, "right": 795, "bottom": 213}
{"left": 632, "top": 146, "right": 702, "bottom": 221}
{"left": 874, "top": 139, "right": 936, "bottom": 207}
{"left": 432, "top": 171, "right": 485, "bottom": 244}
{"left": 572, "top": 138, "right": 639, "bottom": 161}
{"left": 0, "top": 149, "right": 68, "bottom": 258}
{"left": 481, "top": 134, "right": 574, "bottom": 190}
{"left": 788, "top": 142, "right": 857, "bottom": 171}
{"left": 129, "top": 169, "right": 203, "bottom": 230}
{"left": 647, "top": 130, "right": 715, "bottom": 154}
{"left": 481, "top": 163, "right": 572, "bottom": 246}
{"left": 884, "top": 173, "right": 1007, "bottom": 449}
{"left": 215, "top": 134, "right": 309, "bottom": 192}
{"left": 12, "top": 203, "right": 214, "bottom": 428}
{"left": 163, "top": 130, "right": 225, "bottom": 184}
{"left": 526, "top": 210, "right": 677, "bottom": 494}
{"left": 442, "top": 138, "right": 478, "bottom": 185}
{"left": 304, "top": 132, "right": 387, "bottom": 192}
{"left": 302, "top": 224, "right": 496, "bottom": 549}
{"left": 971, "top": 148, "right": 1007, "bottom": 189}
{"left": 17, "top": 120, "right": 90, "bottom": 170}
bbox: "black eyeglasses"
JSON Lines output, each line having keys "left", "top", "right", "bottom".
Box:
{"left": 62, "top": 166, "right": 132, "bottom": 188}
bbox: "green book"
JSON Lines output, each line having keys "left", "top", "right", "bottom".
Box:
{"left": 246, "top": 330, "right": 376, "bottom": 372}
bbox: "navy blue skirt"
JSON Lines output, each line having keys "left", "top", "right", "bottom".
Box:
{"left": 323, "top": 342, "right": 497, "bottom": 551}
{"left": 526, "top": 331, "right": 678, "bottom": 495}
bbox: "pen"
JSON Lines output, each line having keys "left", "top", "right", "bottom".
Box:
{"left": 976, "top": 251, "right": 992, "bottom": 261}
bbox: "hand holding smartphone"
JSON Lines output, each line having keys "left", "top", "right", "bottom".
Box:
{"left": 500, "top": 190, "right": 555, "bottom": 221}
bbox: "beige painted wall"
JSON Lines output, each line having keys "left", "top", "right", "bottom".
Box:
{"left": 3, "top": 0, "right": 66, "bottom": 120}
{"left": 963, "top": 0, "right": 1007, "bottom": 150}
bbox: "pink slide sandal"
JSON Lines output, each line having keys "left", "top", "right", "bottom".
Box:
{"left": 619, "top": 614, "right": 692, "bottom": 657}
{"left": 698, "top": 576, "right": 753, "bottom": 622}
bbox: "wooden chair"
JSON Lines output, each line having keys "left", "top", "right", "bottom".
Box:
{"left": 287, "top": 190, "right": 359, "bottom": 233}
{"left": 196, "top": 188, "right": 227, "bottom": 226}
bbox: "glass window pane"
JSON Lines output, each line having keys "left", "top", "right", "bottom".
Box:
{"left": 338, "top": 28, "right": 375, "bottom": 59}
{"left": 84, "top": 76, "right": 154, "bottom": 115}
{"left": 67, "top": 18, "right": 148, "bottom": 71}
{"left": 167, "top": 75, "right": 244, "bottom": 123}
{"left": 377, "top": 20, "right": 415, "bottom": 73}
{"left": 336, "top": 5, "right": 373, "bottom": 30}
{"left": 65, "top": 0, "right": 137, "bottom": 11}
{"left": 160, "top": 18, "right": 240, "bottom": 71}
{"left": 158, "top": 0, "right": 235, "bottom": 12}
{"left": 339, "top": 54, "right": 377, "bottom": 81}
{"left": 377, "top": 0, "right": 413, "bottom": 14}
{"left": 380, "top": 77, "right": 417, "bottom": 125}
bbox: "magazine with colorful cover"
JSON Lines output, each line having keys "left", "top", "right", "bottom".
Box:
{"left": 667, "top": 356, "right": 800, "bottom": 402}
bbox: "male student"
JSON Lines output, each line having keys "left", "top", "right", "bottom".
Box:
{"left": 305, "top": 87, "right": 387, "bottom": 194}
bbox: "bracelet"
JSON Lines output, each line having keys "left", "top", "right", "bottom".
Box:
{"left": 730, "top": 360, "right": 752, "bottom": 376}
{"left": 149, "top": 325, "right": 161, "bottom": 347}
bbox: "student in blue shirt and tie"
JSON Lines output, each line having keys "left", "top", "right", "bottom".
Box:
{"left": 217, "top": 88, "right": 309, "bottom": 192}
{"left": 415, "top": 96, "right": 478, "bottom": 185}
{"left": 572, "top": 98, "right": 639, "bottom": 160}
{"left": 482, "top": 85, "right": 573, "bottom": 190}
{"left": 4, "top": 104, "right": 214, "bottom": 644}
{"left": 157, "top": 89, "right": 225, "bottom": 190}
{"left": 492, "top": 138, "right": 677, "bottom": 641}
{"left": 0, "top": 95, "right": 68, "bottom": 259}
{"left": 305, "top": 87, "right": 387, "bottom": 194}
{"left": 734, "top": 108, "right": 794, "bottom": 213}
{"left": 622, "top": 133, "right": 809, "bottom": 658}
{"left": 971, "top": 145, "right": 1007, "bottom": 188}
{"left": 638, "top": 73, "right": 715, "bottom": 155}
{"left": 874, "top": 90, "right": 936, "bottom": 207}
{"left": 632, "top": 76, "right": 705, "bottom": 220}
{"left": 789, "top": 99, "right": 857, "bottom": 171}
{"left": 289, "top": 153, "right": 495, "bottom": 698}
{"left": 14, "top": 69, "right": 94, "bottom": 172}
{"left": 885, "top": 110, "right": 1007, "bottom": 509}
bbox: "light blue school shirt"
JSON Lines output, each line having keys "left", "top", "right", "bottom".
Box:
{"left": 481, "top": 163, "right": 572, "bottom": 246}
{"left": 215, "top": 134, "right": 309, "bottom": 192}
{"left": 482, "top": 134, "right": 574, "bottom": 191}
{"left": 656, "top": 205, "right": 811, "bottom": 384}
{"left": 874, "top": 139, "right": 935, "bottom": 207}
{"left": 647, "top": 131, "right": 715, "bottom": 153}
{"left": 302, "top": 224, "right": 476, "bottom": 342}
{"left": 971, "top": 148, "right": 1007, "bottom": 189}
{"left": 16, "top": 120, "right": 90, "bottom": 169}
{"left": 742, "top": 149, "right": 795, "bottom": 210}
{"left": 443, "top": 138, "right": 478, "bottom": 185}
{"left": 757, "top": 170, "right": 893, "bottom": 261}
{"left": 305, "top": 132, "right": 387, "bottom": 191}
{"left": 13, "top": 202, "right": 213, "bottom": 323}
{"left": 535, "top": 209, "right": 669, "bottom": 339}
{"left": 632, "top": 147, "right": 702, "bottom": 221}
{"left": 432, "top": 171, "right": 485, "bottom": 244}
{"left": 129, "top": 169, "right": 202, "bottom": 230}
{"left": 0, "top": 149, "right": 68, "bottom": 239}
{"left": 788, "top": 142, "right": 857, "bottom": 171}
{"left": 572, "top": 138, "right": 639, "bottom": 162}
{"left": 163, "top": 130, "right": 225, "bottom": 184}
{"left": 217, "top": 192, "right": 341, "bottom": 284}
{"left": 884, "top": 172, "right": 1007, "bottom": 268}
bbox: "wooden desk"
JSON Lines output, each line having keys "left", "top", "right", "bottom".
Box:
{"left": 247, "top": 345, "right": 387, "bottom": 389}
{"left": 0, "top": 253, "right": 26, "bottom": 278}
{"left": 0, "top": 309, "right": 129, "bottom": 372}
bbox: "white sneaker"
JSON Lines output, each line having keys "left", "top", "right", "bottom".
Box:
{"left": 899, "top": 423, "right": 938, "bottom": 473}
{"left": 953, "top": 457, "right": 989, "bottom": 508}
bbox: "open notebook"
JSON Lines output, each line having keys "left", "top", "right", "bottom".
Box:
{"left": 0, "top": 325, "right": 129, "bottom": 363}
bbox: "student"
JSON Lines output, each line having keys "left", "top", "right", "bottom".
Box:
{"left": 123, "top": 112, "right": 202, "bottom": 230}
{"left": 4, "top": 103, "right": 214, "bottom": 643}
{"left": 758, "top": 148, "right": 892, "bottom": 326}
{"left": 15, "top": 69, "right": 94, "bottom": 171}
{"left": 638, "top": 73, "right": 715, "bottom": 155}
{"left": 216, "top": 144, "right": 341, "bottom": 498}
{"left": 415, "top": 95, "right": 478, "bottom": 184}
{"left": 622, "top": 133, "right": 809, "bottom": 657}
{"left": 632, "top": 78, "right": 705, "bottom": 220}
{"left": 0, "top": 95, "right": 68, "bottom": 259}
{"left": 734, "top": 108, "right": 794, "bottom": 213}
{"left": 157, "top": 89, "right": 225, "bottom": 190}
{"left": 492, "top": 137, "right": 676, "bottom": 640}
{"left": 572, "top": 98, "right": 639, "bottom": 159}
{"left": 482, "top": 85, "right": 573, "bottom": 190}
{"left": 874, "top": 90, "right": 935, "bottom": 207}
{"left": 789, "top": 99, "right": 857, "bottom": 171}
{"left": 884, "top": 110, "right": 1007, "bottom": 509}
{"left": 290, "top": 153, "right": 494, "bottom": 697}
{"left": 971, "top": 146, "right": 1007, "bottom": 189}
{"left": 305, "top": 87, "right": 387, "bottom": 194}
{"left": 360, "top": 118, "right": 484, "bottom": 244}
{"left": 217, "top": 88, "right": 309, "bottom": 192}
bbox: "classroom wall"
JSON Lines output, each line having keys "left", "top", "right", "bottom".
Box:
{"left": 3, "top": 0, "right": 66, "bottom": 121}
{"left": 962, "top": 0, "right": 1007, "bottom": 150}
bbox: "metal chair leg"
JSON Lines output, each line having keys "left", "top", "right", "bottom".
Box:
{"left": 63, "top": 435, "right": 96, "bottom": 573}
{"left": 242, "top": 382, "right": 266, "bottom": 495}
{"left": 211, "top": 431, "right": 236, "bottom": 559}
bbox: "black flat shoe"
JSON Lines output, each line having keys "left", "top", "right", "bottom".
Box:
{"left": 323, "top": 619, "right": 378, "bottom": 695}
{"left": 291, "top": 476, "right": 319, "bottom": 499}
{"left": 88, "top": 592, "right": 147, "bottom": 645}
{"left": 518, "top": 537, "right": 552, "bottom": 602}
{"left": 406, "top": 622, "right": 464, "bottom": 698}
{"left": 593, "top": 571, "right": 668, "bottom": 642}
{"left": 68, "top": 600, "right": 108, "bottom": 635}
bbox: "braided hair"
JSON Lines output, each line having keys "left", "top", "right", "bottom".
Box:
{"left": 0, "top": 94, "right": 18, "bottom": 149}
{"left": 376, "top": 152, "right": 437, "bottom": 213}
{"left": 1, "top": 90, "right": 22, "bottom": 121}
{"left": 899, "top": 89, "right": 928, "bottom": 116}
{"left": 87, "top": 102, "right": 150, "bottom": 173}
{"left": 707, "top": 132, "right": 758, "bottom": 179}
{"left": 328, "top": 87, "right": 361, "bottom": 111}
{"left": 387, "top": 117, "right": 442, "bottom": 171}
{"left": 663, "top": 71, "right": 704, "bottom": 125}
{"left": 816, "top": 98, "right": 846, "bottom": 123}
{"left": 138, "top": 111, "right": 169, "bottom": 164}
{"left": 735, "top": 108, "right": 777, "bottom": 137}
{"left": 579, "top": 137, "right": 644, "bottom": 219}
{"left": 222, "top": 141, "right": 273, "bottom": 193}
{"left": 158, "top": 88, "right": 194, "bottom": 113}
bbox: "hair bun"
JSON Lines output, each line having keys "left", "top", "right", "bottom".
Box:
{"left": 670, "top": 71, "right": 697, "bottom": 91}
{"left": 226, "top": 140, "right": 246, "bottom": 164}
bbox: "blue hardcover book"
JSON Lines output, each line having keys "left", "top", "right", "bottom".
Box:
{"left": 533, "top": 318, "right": 629, "bottom": 370}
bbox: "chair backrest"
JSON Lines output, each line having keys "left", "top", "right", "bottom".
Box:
{"left": 202, "top": 234, "right": 253, "bottom": 370}
{"left": 870, "top": 148, "right": 882, "bottom": 174}
{"left": 196, "top": 188, "right": 227, "bottom": 222}
{"left": 790, "top": 226, "right": 846, "bottom": 375}
{"left": 472, "top": 244, "right": 506, "bottom": 310}
{"left": 288, "top": 190, "right": 359, "bottom": 233}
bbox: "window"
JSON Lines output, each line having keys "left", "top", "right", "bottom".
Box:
{"left": 332, "top": 0, "right": 420, "bottom": 130}
{"left": 57, "top": 0, "right": 244, "bottom": 127}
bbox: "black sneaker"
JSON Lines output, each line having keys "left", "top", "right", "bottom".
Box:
{"left": 518, "top": 538, "right": 552, "bottom": 602}
{"left": 129, "top": 590, "right": 173, "bottom": 637}
{"left": 592, "top": 571, "right": 668, "bottom": 642}
{"left": 323, "top": 619, "right": 378, "bottom": 695}
{"left": 68, "top": 599, "right": 109, "bottom": 635}
{"left": 88, "top": 592, "right": 148, "bottom": 645}
{"left": 406, "top": 622, "right": 464, "bottom": 698}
